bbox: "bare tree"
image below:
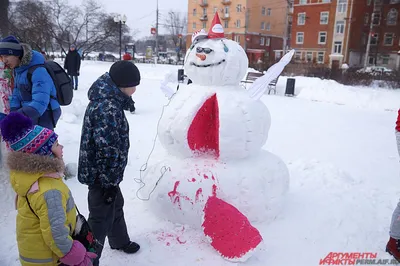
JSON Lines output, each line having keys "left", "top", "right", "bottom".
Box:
{"left": 8, "top": 0, "right": 54, "bottom": 51}
{"left": 0, "top": 0, "right": 9, "bottom": 37}
{"left": 48, "top": 0, "right": 134, "bottom": 57}
{"left": 163, "top": 11, "right": 187, "bottom": 61}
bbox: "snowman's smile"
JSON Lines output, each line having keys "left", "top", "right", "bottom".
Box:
{"left": 190, "top": 59, "right": 226, "bottom": 68}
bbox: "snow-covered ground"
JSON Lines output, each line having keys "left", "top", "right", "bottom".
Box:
{"left": 1, "top": 60, "right": 400, "bottom": 265}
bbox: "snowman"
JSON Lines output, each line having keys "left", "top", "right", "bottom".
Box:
{"left": 142, "top": 13, "right": 293, "bottom": 262}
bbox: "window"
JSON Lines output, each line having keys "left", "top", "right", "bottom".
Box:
{"left": 298, "top": 13, "right": 306, "bottom": 25}
{"left": 295, "top": 51, "right": 302, "bottom": 61}
{"left": 267, "top": 8, "right": 271, "bottom": 16}
{"left": 387, "top": 9, "right": 398, "bottom": 25}
{"left": 213, "top": 7, "right": 218, "bottom": 13}
{"left": 320, "top": 12, "right": 329, "bottom": 24}
{"left": 317, "top": 52, "right": 324, "bottom": 63}
{"left": 193, "top": 9, "right": 197, "bottom": 16}
{"left": 372, "top": 12, "right": 380, "bottom": 25}
{"left": 321, "top": 0, "right": 330, "bottom": 2}
{"left": 334, "top": 41, "right": 342, "bottom": 53}
{"left": 299, "top": 0, "right": 307, "bottom": 4}
{"left": 260, "top": 37, "right": 265, "bottom": 45}
{"left": 224, "top": 20, "right": 229, "bottom": 28}
{"left": 336, "top": 21, "right": 345, "bottom": 34}
{"left": 224, "top": 6, "right": 229, "bottom": 13}
{"left": 390, "top": 0, "right": 399, "bottom": 3}
{"left": 192, "top": 22, "right": 196, "bottom": 29}
{"left": 261, "top": 21, "right": 265, "bottom": 30}
{"left": 367, "top": 0, "right": 372, "bottom": 5}
{"left": 237, "top": 4, "right": 242, "bottom": 12}
{"left": 296, "top": 32, "right": 304, "bottom": 44}
{"left": 234, "top": 35, "right": 240, "bottom": 43}
{"left": 266, "top": 22, "right": 271, "bottom": 31}
{"left": 384, "top": 33, "right": 394, "bottom": 45}
{"left": 236, "top": 19, "right": 241, "bottom": 28}
{"left": 266, "top": 37, "right": 270, "bottom": 46}
{"left": 368, "top": 56, "right": 375, "bottom": 65}
{"left": 364, "top": 13, "right": 369, "bottom": 25}
{"left": 370, "top": 33, "right": 378, "bottom": 45}
{"left": 318, "top": 32, "right": 327, "bottom": 44}
{"left": 382, "top": 55, "right": 390, "bottom": 65}
{"left": 306, "top": 52, "right": 312, "bottom": 62}
{"left": 337, "top": 0, "right": 347, "bottom": 13}
{"left": 203, "top": 22, "right": 207, "bottom": 28}
{"left": 203, "top": 8, "right": 207, "bottom": 15}
{"left": 262, "top": 7, "right": 266, "bottom": 15}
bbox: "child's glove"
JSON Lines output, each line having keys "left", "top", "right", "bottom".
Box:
{"left": 60, "top": 240, "right": 97, "bottom": 266}
{"left": 103, "top": 186, "right": 118, "bottom": 205}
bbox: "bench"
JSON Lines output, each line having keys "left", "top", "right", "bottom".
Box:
{"left": 241, "top": 72, "right": 279, "bottom": 94}
{"left": 241, "top": 72, "right": 264, "bottom": 89}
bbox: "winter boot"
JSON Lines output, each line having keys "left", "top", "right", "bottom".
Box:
{"left": 111, "top": 241, "right": 140, "bottom": 254}
{"left": 386, "top": 237, "right": 400, "bottom": 262}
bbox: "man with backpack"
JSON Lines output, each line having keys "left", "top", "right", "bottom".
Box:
{"left": 0, "top": 36, "right": 68, "bottom": 130}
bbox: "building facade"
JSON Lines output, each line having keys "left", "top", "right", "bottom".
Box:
{"left": 347, "top": 0, "right": 400, "bottom": 70}
{"left": 291, "top": 0, "right": 400, "bottom": 69}
{"left": 186, "top": 0, "right": 290, "bottom": 64}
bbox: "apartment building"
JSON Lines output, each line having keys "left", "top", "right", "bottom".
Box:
{"left": 186, "top": 0, "right": 289, "bottom": 64}
{"left": 347, "top": 0, "right": 400, "bottom": 70}
{"left": 291, "top": 0, "right": 400, "bottom": 69}
{"left": 291, "top": 0, "right": 352, "bottom": 68}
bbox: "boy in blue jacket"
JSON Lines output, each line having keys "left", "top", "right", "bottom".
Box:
{"left": 0, "top": 36, "right": 61, "bottom": 130}
{"left": 78, "top": 61, "right": 141, "bottom": 266}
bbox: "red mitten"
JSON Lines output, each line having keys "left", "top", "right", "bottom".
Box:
{"left": 202, "top": 196, "right": 263, "bottom": 262}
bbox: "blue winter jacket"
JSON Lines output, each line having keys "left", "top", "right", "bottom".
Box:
{"left": 10, "top": 44, "right": 61, "bottom": 130}
{"left": 78, "top": 73, "right": 131, "bottom": 188}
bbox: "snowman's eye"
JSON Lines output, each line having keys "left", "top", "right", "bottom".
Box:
{"left": 196, "top": 47, "right": 213, "bottom": 54}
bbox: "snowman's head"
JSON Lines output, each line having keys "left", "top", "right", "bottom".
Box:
{"left": 184, "top": 13, "right": 248, "bottom": 86}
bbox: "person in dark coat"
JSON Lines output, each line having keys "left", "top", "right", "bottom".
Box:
{"left": 77, "top": 61, "right": 141, "bottom": 266}
{"left": 64, "top": 44, "right": 81, "bottom": 90}
{"left": 0, "top": 36, "right": 61, "bottom": 130}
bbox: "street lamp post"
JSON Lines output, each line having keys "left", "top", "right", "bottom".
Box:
{"left": 114, "top": 14, "right": 127, "bottom": 60}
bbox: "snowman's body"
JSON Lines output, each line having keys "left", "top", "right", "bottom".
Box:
{"left": 143, "top": 14, "right": 290, "bottom": 262}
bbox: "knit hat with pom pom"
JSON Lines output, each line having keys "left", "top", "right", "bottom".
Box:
{"left": 0, "top": 113, "right": 58, "bottom": 156}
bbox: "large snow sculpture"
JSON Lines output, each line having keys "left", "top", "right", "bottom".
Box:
{"left": 142, "top": 12, "right": 293, "bottom": 262}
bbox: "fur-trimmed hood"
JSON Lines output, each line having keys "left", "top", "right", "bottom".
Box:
{"left": 7, "top": 152, "right": 65, "bottom": 196}
{"left": 19, "top": 43, "right": 33, "bottom": 67}
{"left": 14, "top": 43, "right": 45, "bottom": 74}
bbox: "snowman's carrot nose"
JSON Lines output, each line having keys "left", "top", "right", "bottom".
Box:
{"left": 196, "top": 53, "right": 206, "bottom": 61}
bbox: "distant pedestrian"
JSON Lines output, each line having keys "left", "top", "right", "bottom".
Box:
{"left": 64, "top": 44, "right": 81, "bottom": 90}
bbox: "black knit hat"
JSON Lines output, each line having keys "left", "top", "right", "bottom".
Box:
{"left": 109, "top": 61, "right": 141, "bottom": 88}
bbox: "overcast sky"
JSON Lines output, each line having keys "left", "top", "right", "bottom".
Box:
{"left": 68, "top": 0, "right": 188, "bottom": 39}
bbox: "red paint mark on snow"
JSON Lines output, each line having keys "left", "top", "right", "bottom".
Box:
{"left": 211, "top": 175, "right": 216, "bottom": 181}
{"left": 195, "top": 188, "right": 203, "bottom": 202}
{"left": 168, "top": 181, "right": 182, "bottom": 209}
{"left": 203, "top": 174, "right": 209, "bottom": 179}
{"left": 212, "top": 184, "right": 217, "bottom": 196}
{"left": 187, "top": 178, "right": 196, "bottom": 182}
{"left": 202, "top": 196, "right": 263, "bottom": 260}
{"left": 187, "top": 94, "right": 220, "bottom": 158}
{"left": 168, "top": 181, "right": 180, "bottom": 198}
{"left": 176, "top": 237, "right": 187, "bottom": 244}
{"left": 166, "top": 242, "right": 171, "bottom": 246}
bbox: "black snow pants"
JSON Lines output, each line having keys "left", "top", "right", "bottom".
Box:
{"left": 87, "top": 184, "right": 130, "bottom": 266}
